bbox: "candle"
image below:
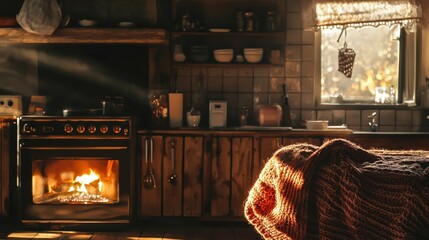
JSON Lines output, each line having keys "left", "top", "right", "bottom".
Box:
{"left": 168, "top": 93, "right": 183, "bottom": 128}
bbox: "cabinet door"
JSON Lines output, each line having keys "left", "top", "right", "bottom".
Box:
{"left": 139, "top": 135, "right": 163, "bottom": 217}
{"left": 183, "top": 136, "right": 204, "bottom": 216}
{"left": 211, "top": 137, "right": 231, "bottom": 216}
{"left": 252, "top": 137, "right": 282, "bottom": 184}
{"left": 231, "top": 137, "right": 252, "bottom": 217}
{"left": 163, "top": 136, "right": 184, "bottom": 216}
{"left": 252, "top": 137, "right": 323, "bottom": 185}
{"left": 210, "top": 136, "right": 253, "bottom": 217}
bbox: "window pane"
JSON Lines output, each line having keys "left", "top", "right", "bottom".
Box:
{"left": 320, "top": 26, "right": 400, "bottom": 104}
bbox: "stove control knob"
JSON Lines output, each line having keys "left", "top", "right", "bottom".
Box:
{"left": 100, "top": 124, "right": 108, "bottom": 134}
{"left": 64, "top": 124, "right": 73, "bottom": 133}
{"left": 22, "top": 123, "right": 34, "bottom": 134}
{"left": 77, "top": 124, "right": 85, "bottom": 134}
{"left": 112, "top": 125, "right": 121, "bottom": 134}
{"left": 88, "top": 124, "right": 96, "bottom": 134}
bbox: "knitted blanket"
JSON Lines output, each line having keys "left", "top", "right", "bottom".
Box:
{"left": 245, "top": 139, "right": 429, "bottom": 240}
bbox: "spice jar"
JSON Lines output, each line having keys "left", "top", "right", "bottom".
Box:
{"left": 244, "top": 12, "right": 254, "bottom": 32}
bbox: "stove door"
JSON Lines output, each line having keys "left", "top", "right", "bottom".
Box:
{"left": 18, "top": 146, "right": 131, "bottom": 223}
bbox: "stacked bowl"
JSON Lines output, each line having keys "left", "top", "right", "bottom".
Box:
{"left": 244, "top": 48, "right": 263, "bottom": 63}
{"left": 213, "top": 49, "right": 234, "bottom": 63}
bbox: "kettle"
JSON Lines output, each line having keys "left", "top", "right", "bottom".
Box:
{"left": 258, "top": 105, "right": 282, "bottom": 127}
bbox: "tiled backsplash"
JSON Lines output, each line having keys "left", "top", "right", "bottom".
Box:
{"left": 172, "top": 0, "right": 429, "bottom": 131}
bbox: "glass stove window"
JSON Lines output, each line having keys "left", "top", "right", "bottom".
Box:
{"left": 32, "top": 159, "right": 119, "bottom": 204}
{"left": 319, "top": 25, "right": 417, "bottom": 105}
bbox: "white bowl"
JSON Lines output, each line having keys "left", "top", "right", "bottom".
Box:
{"left": 78, "top": 19, "right": 97, "bottom": 27}
{"left": 214, "top": 49, "right": 234, "bottom": 63}
{"left": 244, "top": 53, "right": 263, "bottom": 63}
{"left": 306, "top": 120, "right": 328, "bottom": 130}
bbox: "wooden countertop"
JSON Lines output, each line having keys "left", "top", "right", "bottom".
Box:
{"left": 137, "top": 127, "right": 354, "bottom": 137}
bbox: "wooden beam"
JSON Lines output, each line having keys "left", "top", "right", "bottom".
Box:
{"left": 0, "top": 28, "right": 168, "bottom": 44}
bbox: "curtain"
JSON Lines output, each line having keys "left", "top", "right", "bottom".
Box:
{"left": 302, "top": 0, "right": 423, "bottom": 30}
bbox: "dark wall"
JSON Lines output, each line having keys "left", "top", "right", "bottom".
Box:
{"left": 0, "top": 0, "right": 23, "bottom": 17}
{"left": 37, "top": 44, "right": 149, "bottom": 116}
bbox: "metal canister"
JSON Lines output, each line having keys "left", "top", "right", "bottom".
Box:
{"left": 244, "top": 12, "right": 254, "bottom": 32}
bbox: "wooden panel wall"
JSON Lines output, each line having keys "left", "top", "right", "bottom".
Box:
{"left": 183, "top": 136, "right": 203, "bottom": 216}
{"left": 162, "top": 136, "right": 183, "bottom": 216}
{"left": 140, "top": 135, "right": 163, "bottom": 216}
{"left": 231, "top": 137, "right": 252, "bottom": 217}
{"left": 211, "top": 137, "right": 231, "bottom": 216}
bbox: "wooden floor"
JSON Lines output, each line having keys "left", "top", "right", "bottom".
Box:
{"left": 0, "top": 221, "right": 263, "bottom": 240}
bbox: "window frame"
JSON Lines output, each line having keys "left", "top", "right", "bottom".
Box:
{"left": 314, "top": 25, "right": 421, "bottom": 109}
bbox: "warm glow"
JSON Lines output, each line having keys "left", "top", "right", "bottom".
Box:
{"left": 314, "top": 0, "right": 420, "bottom": 29}
{"left": 69, "top": 168, "right": 103, "bottom": 194}
{"left": 32, "top": 159, "right": 119, "bottom": 204}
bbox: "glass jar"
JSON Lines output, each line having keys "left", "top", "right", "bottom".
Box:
{"left": 181, "top": 13, "right": 192, "bottom": 31}
{"left": 266, "top": 11, "right": 277, "bottom": 31}
{"left": 244, "top": 12, "right": 254, "bottom": 32}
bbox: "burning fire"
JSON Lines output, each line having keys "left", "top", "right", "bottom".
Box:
{"left": 68, "top": 168, "right": 103, "bottom": 194}
{"left": 32, "top": 160, "right": 119, "bottom": 204}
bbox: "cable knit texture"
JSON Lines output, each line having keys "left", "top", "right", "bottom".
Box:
{"left": 244, "top": 139, "right": 429, "bottom": 240}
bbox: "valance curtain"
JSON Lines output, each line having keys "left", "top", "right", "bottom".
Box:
{"left": 302, "top": 0, "right": 423, "bottom": 30}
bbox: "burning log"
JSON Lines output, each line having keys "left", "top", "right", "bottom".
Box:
{"left": 33, "top": 191, "right": 78, "bottom": 204}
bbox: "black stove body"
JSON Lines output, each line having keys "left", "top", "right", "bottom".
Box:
{"left": 17, "top": 116, "right": 135, "bottom": 224}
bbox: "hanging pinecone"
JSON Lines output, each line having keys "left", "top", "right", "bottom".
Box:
{"left": 338, "top": 46, "right": 356, "bottom": 78}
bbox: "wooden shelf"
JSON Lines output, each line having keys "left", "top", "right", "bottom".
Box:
{"left": 0, "top": 28, "right": 168, "bottom": 45}
{"left": 172, "top": 62, "right": 283, "bottom": 67}
{"left": 171, "top": 31, "right": 284, "bottom": 38}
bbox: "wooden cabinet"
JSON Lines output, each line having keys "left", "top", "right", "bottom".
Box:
{"left": 0, "top": 120, "right": 15, "bottom": 218}
{"left": 139, "top": 135, "right": 163, "bottom": 217}
{"left": 139, "top": 134, "right": 206, "bottom": 217}
{"left": 210, "top": 136, "right": 252, "bottom": 217}
{"left": 138, "top": 131, "right": 327, "bottom": 219}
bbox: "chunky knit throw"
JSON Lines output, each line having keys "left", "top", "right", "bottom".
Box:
{"left": 245, "top": 139, "right": 429, "bottom": 239}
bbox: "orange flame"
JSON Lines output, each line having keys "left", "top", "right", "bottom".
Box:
{"left": 68, "top": 168, "right": 103, "bottom": 193}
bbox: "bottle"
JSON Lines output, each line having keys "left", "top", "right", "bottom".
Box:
{"left": 244, "top": 12, "right": 254, "bottom": 32}
{"left": 181, "top": 13, "right": 192, "bottom": 31}
{"left": 281, "top": 83, "right": 292, "bottom": 127}
{"left": 266, "top": 11, "right": 277, "bottom": 32}
{"left": 389, "top": 85, "right": 396, "bottom": 104}
{"left": 239, "top": 107, "right": 248, "bottom": 126}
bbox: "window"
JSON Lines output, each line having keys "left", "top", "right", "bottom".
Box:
{"left": 304, "top": 0, "right": 422, "bottom": 106}
{"left": 316, "top": 26, "right": 417, "bottom": 105}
